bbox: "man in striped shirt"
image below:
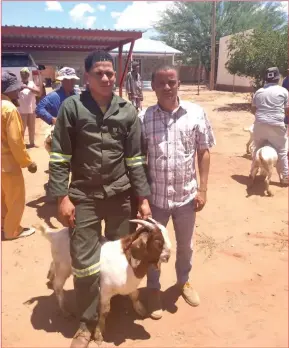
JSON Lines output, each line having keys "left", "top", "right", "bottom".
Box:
{"left": 139, "top": 65, "right": 216, "bottom": 319}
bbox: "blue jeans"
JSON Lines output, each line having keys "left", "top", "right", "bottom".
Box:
{"left": 147, "top": 201, "right": 196, "bottom": 290}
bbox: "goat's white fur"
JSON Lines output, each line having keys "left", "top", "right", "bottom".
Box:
{"left": 248, "top": 145, "right": 279, "bottom": 196}
{"left": 38, "top": 219, "right": 171, "bottom": 342}
{"left": 243, "top": 124, "right": 255, "bottom": 155}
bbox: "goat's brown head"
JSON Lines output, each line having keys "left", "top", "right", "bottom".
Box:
{"left": 122, "top": 219, "right": 171, "bottom": 279}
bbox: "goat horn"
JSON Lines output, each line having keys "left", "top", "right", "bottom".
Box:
{"left": 129, "top": 219, "right": 155, "bottom": 231}
{"left": 146, "top": 217, "right": 158, "bottom": 225}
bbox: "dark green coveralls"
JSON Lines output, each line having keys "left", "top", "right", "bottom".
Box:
{"left": 49, "top": 90, "right": 151, "bottom": 328}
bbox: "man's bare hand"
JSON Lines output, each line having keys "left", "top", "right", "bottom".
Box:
{"left": 137, "top": 198, "right": 152, "bottom": 220}
{"left": 51, "top": 117, "right": 57, "bottom": 125}
{"left": 58, "top": 196, "right": 75, "bottom": 228}
{"left": 193, "top": 190, "right": 207, "bottom": 212}
{"left": 28, "top": 162, "right": 37, "bottom": 173}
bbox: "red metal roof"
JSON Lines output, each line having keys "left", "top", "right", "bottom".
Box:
{"left": 1, "top": 25, "right": 143, "bottom": 52}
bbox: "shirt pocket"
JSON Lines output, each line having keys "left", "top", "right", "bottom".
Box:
{"left": 180, "top": 126, "right": 197, "bottom": 154}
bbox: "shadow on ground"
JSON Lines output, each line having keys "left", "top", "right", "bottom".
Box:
{"left": 214, "top": 103, "right": 251, "bottom": 112}
{"left": 26, "top": 195, "right": 60, "bottom": 228}
{"left": 24, "top": 286, "right": 182, "bottom": 345}
{"left": 236, "top": 154, "right": 252, "bottom": 161}
{"left": 231, "top": 174, "right": 283, "bottom": 197}
{"left": 24, "top": 290, "right": 78, "bottom": 339}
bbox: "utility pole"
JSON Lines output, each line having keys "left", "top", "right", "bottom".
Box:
{"left": 209, "top": 0, "right": 217, "bottom": 90}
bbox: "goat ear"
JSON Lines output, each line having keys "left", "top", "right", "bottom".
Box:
{"left": 130, "top": 232, "right": 149, "bottom": 260}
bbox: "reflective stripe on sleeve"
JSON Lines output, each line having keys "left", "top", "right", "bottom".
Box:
{"left": 125, "top": 156, "right": 146, "bottom": 167}
{"left": 72, "top": 262, "right": 100, "bottom": 278}
{"left": 49, "top": 152, "right": 72, "bottom": 163}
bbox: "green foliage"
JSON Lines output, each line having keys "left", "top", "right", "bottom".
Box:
{"left": 155, "top": 1, "right": 287, "bottom": 72}
{"left": 226, "top": 28, "right": 288, "bottom": 89}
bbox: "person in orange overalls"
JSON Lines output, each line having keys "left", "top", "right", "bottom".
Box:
{"left": 1, "top": 71, "right": 38, "bottom": 240}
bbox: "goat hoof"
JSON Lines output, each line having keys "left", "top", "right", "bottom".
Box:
{"left": 133, "top": 300, "right": 147, "bottom": 318}
{"left": 267, "top": 191, "right": 274, "bottom": 197}
{"left": 93, "top": 328, "right": 103, "bottom": 345}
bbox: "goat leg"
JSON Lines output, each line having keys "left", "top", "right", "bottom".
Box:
{"left": 246, "top": 141, "right": 251, "bottom": 155}
{"left": 54, "top": 266, "right": 74, "bottom": 318}
{"left": 93, "top": 300, "right": 110, "bottom": 344}
{"left": 46, "top": 261, "right": 55, "bottom": 289}
{"left": 130, "top": 289, "right": 147, "bottom": 318}
{"left": 265, "top": 174, "right": 274, "bottom": 197}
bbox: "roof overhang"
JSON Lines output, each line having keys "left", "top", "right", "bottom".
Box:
{"left": 1, "top": 26, "right": 143, "bottom": 52}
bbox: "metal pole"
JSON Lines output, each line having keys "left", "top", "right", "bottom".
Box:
{"left": 209, "top": 0, "right": 217, "bottom": 90}
{"left": 197, "top": 52, "right": 201, "bottom": 95}
{"left": 118, "top": 44, "right": 123, "bottom": 97}
{"left": 119, "top": 40, "right": 135, "bottom": 91}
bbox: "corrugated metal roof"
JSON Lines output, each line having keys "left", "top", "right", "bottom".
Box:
{"left": 2, "top": 25, "right": 143, "bottom": 34}
{"left": 112, "top": 38, "right": 182, "bottom": 55}
{"left": 2, "top": 25, "right": 143, "bottom": 52}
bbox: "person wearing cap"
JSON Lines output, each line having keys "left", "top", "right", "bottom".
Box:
{"left": 18, "top": 67, "right": 40, "bottom": 148}
{"left": 282, "top": 69, "right": 289, "bottom": 126}
{"left": 125, "top": 61, "right": 143, "bottom": 111}
{"left": 35, "top": 67, "right": 79, "bottom": 200}
{"left": 251, "top": 67, "right": 289, "bottom": 185}
{"left": 35, "top": 67, "right": 79, "bottom": 126}
{"left": 282, "top": 69, "right": 289, "bottom": 91}
{"left": 49, "top": 50, "right": 151, "bottom": 348}
{"left": 1, "top": 71, "right": 38, "bottom": 240}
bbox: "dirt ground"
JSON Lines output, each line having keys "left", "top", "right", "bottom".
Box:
{"left": 2, "top": 85, "right": 288, "bottom": 348}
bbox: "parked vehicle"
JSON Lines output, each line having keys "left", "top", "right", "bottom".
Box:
{"left": 2, "top": 51, "right": 45, "bottom": 93}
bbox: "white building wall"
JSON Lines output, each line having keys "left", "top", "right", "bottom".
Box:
{"left": 216, "top": 32, "right": 253, "bottom": 92}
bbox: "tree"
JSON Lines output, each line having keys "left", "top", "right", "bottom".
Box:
{"left": 154, "top": 1, "right": 287, "bottom": 73}
{"left": 226, "top": 27, "right": 288, "bottom": 90}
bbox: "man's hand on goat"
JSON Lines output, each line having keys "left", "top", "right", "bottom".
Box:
{"left": 137, "top": 198, "right": 152, "bottom": 220}
{"left": 27, "top": 162, "right": 37, "bottom": 173}
{"left": 58, "top": 196, "right": 76, "bottom": 228}
{"left": 193, "top": 189, "right": 207, "bottom": 212}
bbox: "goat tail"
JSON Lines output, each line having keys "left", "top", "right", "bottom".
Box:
{"left": 33, "top": 222, "right": 50, "bottom": 241}
{"left": 259, "top": 148, "right": 270, "bottom": 173}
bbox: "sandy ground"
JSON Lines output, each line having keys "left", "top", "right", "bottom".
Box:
{"left": 2, "top": 86, "right": 288, "bottom": 348}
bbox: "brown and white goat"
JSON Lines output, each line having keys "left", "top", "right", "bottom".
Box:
{"left": 39, "top": 218, "right": 171, "bottom": 343}
{"left": 248, "top": 144, "right": 279, "bottom": 196}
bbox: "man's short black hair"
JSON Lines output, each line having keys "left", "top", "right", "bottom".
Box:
{"left": 151, "top": 65, "right": 179, "bottom": 82}
{"left": 85, "top": 50, "right": 114, "bottom": 72}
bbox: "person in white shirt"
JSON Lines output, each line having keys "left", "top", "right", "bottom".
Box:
{"left": 18, "top": 67, "right": 40, "bottom": 148}
{"left": 251, "top": 67, "right": 289, "bottom": 185}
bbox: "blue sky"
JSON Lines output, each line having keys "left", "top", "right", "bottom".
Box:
{"left": 2, "top": 1, "right": 288, "bottom": 35}
{"left": 2, "top": 1, "right": 173, "bottom": 36}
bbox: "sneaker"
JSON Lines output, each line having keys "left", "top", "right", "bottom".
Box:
{"left": 147, "top": 289, "right": 162, "bottom": 320}
{"left": 179, "top": 282, "right": 200, "bottom": 307}
{"left": 18, "top": 227, "right": 35, "bottom": 238}
{"left": 70, "top": 324, "right": 92, "bottom": 348}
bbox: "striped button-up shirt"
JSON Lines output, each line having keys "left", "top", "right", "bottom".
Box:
{"left": 139, "top": 100, "right": 216, "bottom": 209}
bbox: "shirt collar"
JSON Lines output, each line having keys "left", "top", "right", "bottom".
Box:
{"left": 58, "top": 86, "right": 75, "bottom": 97}
{"left": 154, "top": 97, "right": 187, "bottom": 114}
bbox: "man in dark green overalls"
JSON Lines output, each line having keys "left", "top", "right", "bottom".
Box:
{"left": 49, "top": 50, "right": 151, "bottom": 348}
